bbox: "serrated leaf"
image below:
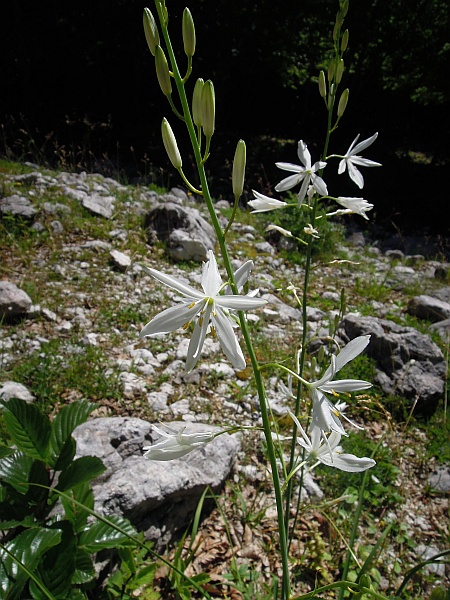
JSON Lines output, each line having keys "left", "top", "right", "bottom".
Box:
{"left": 0, "top": 451, "right": 34, "bottom": 493}
{"left": 2, "top": 398, "right": 51, "bottom": 460}
{"left": 71, "top": 548, "right": 95, "bottom": 585}
{"left": 0, "top": 527, "right": 61, "bottom": 599}
{"left": 56, "top": 456, "right": 105, "bottom": 492}
{"left": 60, "top": 482, "right": 94, "bottom": 532}
{"left": 48, "top": 401, "right": 96, "bottom": 469}
{"left": 79, "top": 515, "right": 137, "bottom": 552}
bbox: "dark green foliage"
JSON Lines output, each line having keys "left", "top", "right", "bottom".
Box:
{"left": 0, "top": 398, "right": 143, "bottom": 599}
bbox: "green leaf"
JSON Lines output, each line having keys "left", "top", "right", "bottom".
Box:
{"left": 29, "top": 521, "right": 76, "bottom": 600}
{"left": 0, "top": 527, "right": 61, "bottom": 599}
{"left": 48, "top": 400, "right": 96, "bottom": 469}
{"left": 60, "top": 482, "right": 94, "bottom": 532}
{"left": 71, "top": 548, "right": 95, "bottom": 585}
{"left": 0, "top": 451, "right": 34, "bottom": 493}
{"left": 51, "top": 436, "right": 76, "bottom": 473}
{"left": 56, "top": 456, "right": 105, "bottom": 492}
{"left": 2, "top": 398, "right": 51, "bottom": 460}
{"left": 79, "top": 515, "right": 137, "bottom": 552}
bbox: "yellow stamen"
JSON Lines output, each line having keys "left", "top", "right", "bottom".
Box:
{"left": 182, "top": 321, "right": 191, "bottom": 330}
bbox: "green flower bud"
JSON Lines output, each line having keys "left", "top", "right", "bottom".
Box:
{"left": 318, "top": 70, "right": 327, "bottom": 98}
{"left": 232, "top": 139, "right": 246, "bottom": 198}
{"left": 182, "top": 8, "right": 196, "bottom": 58}
{"left": 359, "top": 574, "right": 372, "bottom": 591}
{"left": 328, "top": 59, "right": 336, "bottom": 82}
{"left": 192, "top": 78, "right": 204, "bottom": 127}
{"left": 201, "top": 80, "right": 215, "bottom": 138}
{"left": 317, "top": 345, "right": 325, "bottom": 365}
{"left": 341, "top": 29, "right": 349, "bottom": 53}
{"left": 340, "top": 0, "right": 349, "bottom": 18}
{"left": 336, "top": 58, "right": 345, "bottom": 84}
{"left": 155, "top": 45, "right": 172, "bottom": 96}
{"left": 337, "top": 88, "right": 349, "bottom": 117}
{"left": 143, "top": 8, "right": 160, "bottom": 56}
{"left": 161, "top": 118, "right": 182, "bottom": 169}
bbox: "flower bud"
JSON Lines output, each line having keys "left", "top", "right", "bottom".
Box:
{"left": 161, "top": 118, "right": 182, "bottom": 169}
{"left": 192, "top": 78, "right": 204, "bottom": 127}
{"left": 143, "top": 8, "right": 160, "bottom": 56}
{"left": 201, "top": 80, "right": 215, "bottom": 138}
{"left": 318, "top": 70, "right": 327, "bottom": 98}
{"left": 182, "top": 8, "right": 196, "bottom": 58}
{"left": 155, "top": 45, "right": 172, "bottom": 96}
{"left": 341, "top": 29, "right": 349, "bottom": 53}
{"left": 336, "top": 58, "right": 344, "bottom": 84}
{"left": 337, "top": 88, "right": 349, "bottom": 117}
{"left": 232, "top": 139, "right": 246, "bottom": 198}
{"left": 328, "top": 59, "right": 336, "bottom": 82}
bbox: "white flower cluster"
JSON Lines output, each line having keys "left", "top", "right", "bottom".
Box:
{"left": 288, "top": 335, "right": 375, "bottom": 473}
{"left": 248, "top": 133, "right": 381, "bottom": 222}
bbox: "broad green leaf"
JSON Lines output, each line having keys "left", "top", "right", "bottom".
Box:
{"left": 0, "top": 515, "right": 36, "bottom": 530}
{"left": 29, "top": 521, "right": 76, "bottom": 600}
{"left": 51, "top": 436, "right": 76, "bottom": 473}
{"left": 0, "top": 527, "right": 61, "bottom": 599}
{"left": 0, "top": 444, "right": 14, "bottom": 460}
{"left": 2, "top": 398, "right": 51, "bottom": 460}
{"left": 48, "top": 401, "right": 96, "bottom": 469}
{"left": 71, "top": 548, "right": 95, "bottom": 585}
{"left": 132, "top": 563, "right": 158, "bottom": 587}
{"left": 60, "top": 482, "right": 94, "bottom": 532}
{"left": 0, "top": 451, "right": 34, "bottom": 493}
{"left": 79, "top": 515, "right": 137, "bottom": 552}
{"left": 56, "top": 456, "right": 105, "bottom": 492}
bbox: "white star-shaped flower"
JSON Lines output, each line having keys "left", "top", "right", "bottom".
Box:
{"left": 275, "top": 140, "right": 328, "bottom": 206}
{"left": 140, "top": 251, "right": 266, "bottom": 372}
{"left": 337, "top": 132, "right": 381, "bottom": 189}
{"left": 143, "top": 424, "right": 217, "bottom": 461}
{"left": 289, "top": 413, "right": 376, "bottom": 473}
{"left": 327, "top": 197, "right": 374, "bottom": 220}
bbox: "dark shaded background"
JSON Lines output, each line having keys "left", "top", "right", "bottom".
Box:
{"left": 1, "top": 0, "right": 449, "bottom": 235}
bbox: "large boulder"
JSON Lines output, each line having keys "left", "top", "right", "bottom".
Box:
{"left": 144, "top": 202, "right": 215, "bottom": 262}
{"left": 340, "top": 314, "right": 446, "bottom": 414}
{"left": 73, "top": 417, "right": 240, "bottom": 551}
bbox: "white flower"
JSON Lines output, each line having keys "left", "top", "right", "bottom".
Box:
{"left": 290, "top": 413, "right": 376, "bottom": 473}
{"left": 337, "top": 132, "right": 381, "bottom": 189}
{"left": 266, "top": 224, "right": 293, "bottom": 238}
{"left": 248, "top": 190, "right": 288, "bottom": 213}
{"left": 310, "top": 336, "right": 372, "bottom": 434}
{"left": 140, "top": 251, "right": 266, "bottom": 372}
{"left": 143, "top": 424, "right": 216, "bottom": 461}
{"left": 275, "top": 140, "right": 328, "bottom": 206}
{"left": 304, "top": 224, "right": 320, "bottom": 238}
{"left": 327, "top": 197, "right": 374, "bottom": 220}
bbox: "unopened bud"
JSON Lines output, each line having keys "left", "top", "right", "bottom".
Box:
{"left": 341, "top": 0, "right": 349, "bottom": 18}
{"left": 182, "top": 8, "right": 196, "bottom": 58}
{"left": 143, "top": 8, "right": 160, "bottom": 56}
{"left": 341, "top": 29, "right": 349, "bottom": 53}
{"left": 155, "top": 45, "right": 172, "bottom": 96}
{"left": 161, "top": 118, "right": 182, "bottom": 169}
{"left": 232, "top": 139, "right": 246, "bottom": 198}
{"left": 328, "top": 60, "right": 336, "bottom": 82}
{"left": 317, "top": 345, "right": 325, "bottom": 365}
{"left": 201, "top": 80, "right": 215, "bottom": 138}
{"left": 336, "top": 59, "right": 344, "bottom": 84}
{"left": 318, "top": 70, "right": 327, "bottom": 98}
{"left": 192, "top": 78, "right": 204, "bottom": 126}
{"left": 337, "top": 88, "right": 349, "bottom": 117}
{"left": 359, "top": 575, "right": 372, "bottom": 591}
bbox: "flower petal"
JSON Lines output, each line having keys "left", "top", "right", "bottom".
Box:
{"left": 319, "top": 379, "right": 372, "bottom": 392}
{"left": 333, "top": 335, "right": 371, "bottom": 372}
{"left": 185, "top": 302, "right": 213, "bottom": 372}
{"left": 297, "top": 140, "right": 311, "bottom": 169}
{"left": 140, "top": 301, "right": 204, "bottom": 337}
{"left": 212, "top": 308, "right": 246, "bottom": 370}
{"left": 319, "top": 452, "right": 376, "bottom": 472}
{"left": 351, "top": 132, "right": 378, "bottom": 155}
{"left": 142, "top": 266, "right": 204, "bottom": 300}
{"left": 347, "top": 161, "right": 364, "bottom": 188}
{"left": 275, "top": 172, "right": 305, "bottom": 192}
{"left": 215, "top": 295, "right": 266, "bottom": 311}
{"left": 311, "top": 173, "right": 328, "bottom": 197}
{"left": 202, "top": 251, "right": 223, "bottom": 297}
{"left": 275, "top": 161, "right": 305, "bottom": 173}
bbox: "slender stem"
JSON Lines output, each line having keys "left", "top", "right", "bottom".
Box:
{"left": 154, "top": 3, "right": 291, "bottom": 596}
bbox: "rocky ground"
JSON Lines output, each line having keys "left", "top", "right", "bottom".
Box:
{"left": 1, "top": 161, "right": 449, "bottom": 598}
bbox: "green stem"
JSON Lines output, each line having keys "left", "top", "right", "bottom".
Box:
{"left": 154, "top": 3, "right": 291, "bottom": 597}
